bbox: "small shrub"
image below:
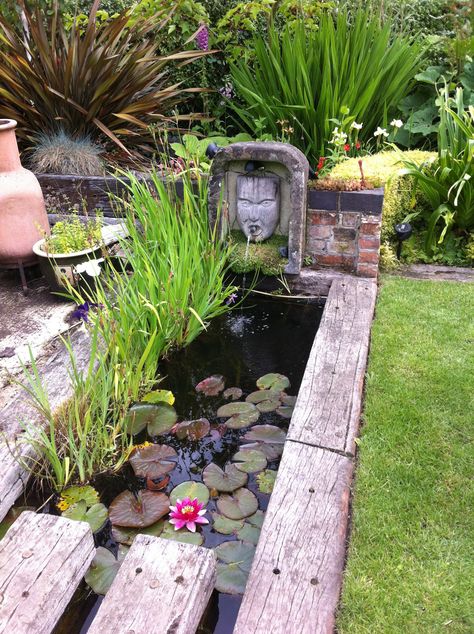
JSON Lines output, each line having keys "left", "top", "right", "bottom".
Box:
{"left": 29, "top": 132, "right": 104, "bottom": 176}
{"left": 43, "top": 213, "right": 103, "bottom": 254}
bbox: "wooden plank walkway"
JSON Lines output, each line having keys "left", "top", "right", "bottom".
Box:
{"left": 0, "top": 511, "right": 95, "bottom": 634}
{"left": 88, "top": 535, "right": 216, "bottom": 634}
{"left": 287, "top": 276, "right": 377, "bottom": 456}
{"left": 234, "top": 276, "right": 377, "bottom": 634}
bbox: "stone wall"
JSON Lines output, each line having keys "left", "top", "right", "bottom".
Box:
{"left": 306, "top": 188, "right": 383, "bottom": 278}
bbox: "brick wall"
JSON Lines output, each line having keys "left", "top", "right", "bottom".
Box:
{"left": 306, "top": 188, "right": 383, "bottom": 278}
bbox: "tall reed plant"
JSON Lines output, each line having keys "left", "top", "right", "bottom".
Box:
{"left": 228, "top": 9, "right": 422, "bottom": 162}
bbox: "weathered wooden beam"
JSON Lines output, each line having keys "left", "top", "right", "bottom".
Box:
{"left": 88, "top": 535, "right": 217, "bottom": 634}
{"left": 234, "top": 441, "right": 353, "bottom": 634}
{"left": 287, "top": 276, "right": 377, "bottom": 455}
{"left": 0, "top": 511, "right": 95, "bottom": 634}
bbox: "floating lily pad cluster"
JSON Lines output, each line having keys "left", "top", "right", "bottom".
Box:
{"left": 67, "top": 373, "right": 293, "bottom": 597}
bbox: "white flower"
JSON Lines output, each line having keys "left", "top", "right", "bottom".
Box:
{"left": 75, "top": 258, "right": 104, "bottom": 277}
{"left": 374, "top": 126, "right": 389, "bottom": 138}
{"left": 351, "top": 121, "right": 363, "bottom": 130}
{"left": 390, "top": 119, "right": 403, "bottom": 128}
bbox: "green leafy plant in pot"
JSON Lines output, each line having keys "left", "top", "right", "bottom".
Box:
{"left": 33, "top": 213, "right": 105, "bottom": 292}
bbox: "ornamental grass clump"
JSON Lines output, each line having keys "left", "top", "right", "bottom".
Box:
{"left": 229, "top": 9, "right": 422, "bottom": 162}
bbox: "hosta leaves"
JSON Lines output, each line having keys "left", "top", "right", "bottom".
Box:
{"left": 215, "top": 541, "right": 256, "bottom": 594}
{"left": 226, "top": 410, "right": 260, "bottom": 429}
{"left": 211, "top": 512, "right": 244, "bottom": 535}
{"left": 244, "top": 425, "right": 286, "bottom": 445}
{"left": 160, "top": 521, "right": 204, "bottom": 546}
{"left": 256, "top": 399, "right": 280, "bottom": 413}
{"left": 125, "top": 403, "right": 177, "bottom": 436}
{"left": 111, "top": 520, "right": 165, "bottom": 546}
{"left": 174, "top": 418, "right": 210, "bottom": 441}
{"left": 223, "top": 387, "right": 243, "bottom": 401}
{"left": 60, "top": 485, "right": 99, "bottom": 508}
{"left": 217, "top": 488, "right": 258, "bottom": 520}
{"left": 195, "top": 375, "right": 225, "bottom": 396}
{"left": 232, "top": 448, "right": 267, "bottom": 473}
{"left": 170, "top": 481, "right": 210, "bottom": 506}
{"left": 203, "top": 463, "right": 248, "bottom": 492}
{"left": 217, "top": 402, "right": 256, "bottom": 418}
{"left": 246, "top": 390, "right": 280, "bottom": 404}
{"left": 129, "top": 444, "right": 177, "bottom": 479}
{"left": 63, "top": 501, "right": 108, "bottom": 533}
{"left": 256, "top": 469, "right": 277, "bottom": 494}
{"left": 256, "top": 373, "right": 290, "bottom": 391}
{"left": 109, "top": 490, "right": 169, "bottom": 528}
{"left": 85, "top": 545, "right": 129, "bottom": 596}
{"left": 142, "top": 389, "right": 175, "bottom": 405}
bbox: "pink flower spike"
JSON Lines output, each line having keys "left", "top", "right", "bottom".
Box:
{"left": 169, "top": 496, "right": 208, "bottom": 532}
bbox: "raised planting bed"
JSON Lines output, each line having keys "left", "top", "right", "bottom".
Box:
{"left": 0, "top": 274, "right": 377, "bottom": 633}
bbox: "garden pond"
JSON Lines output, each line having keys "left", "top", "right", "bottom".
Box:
{"left": 5, "top": 296, "right": 323, "bottom": 633}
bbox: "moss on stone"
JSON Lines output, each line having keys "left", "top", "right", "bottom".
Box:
{"left": 228, "top": 231, "right": 288, "bottom": 276}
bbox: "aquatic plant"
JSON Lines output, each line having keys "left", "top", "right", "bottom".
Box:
{"left": 169, "top": 497, "right": 209, "bottom": 532}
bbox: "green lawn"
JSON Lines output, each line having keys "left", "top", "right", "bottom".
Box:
{"left": 337, "top": 277, "right": 474, "bottom": 633}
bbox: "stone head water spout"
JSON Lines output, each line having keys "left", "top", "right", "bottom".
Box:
{"left": 236, "top": 174, "right": 280, "bottom": 242}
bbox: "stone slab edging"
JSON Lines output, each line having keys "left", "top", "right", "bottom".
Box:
{"left": 234, "top": 276, "right": 377, "bottom": 634}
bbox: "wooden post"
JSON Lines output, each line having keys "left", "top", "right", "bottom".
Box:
{"left": 0, "top": 511, "right": 95, "bottom": 634}
{"left": 88, "top": 535, "right": 216, "bottom": 634}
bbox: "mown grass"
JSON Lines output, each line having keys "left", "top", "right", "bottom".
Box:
{"left": 338, "top": 276, "right": 474, "bottom": 634}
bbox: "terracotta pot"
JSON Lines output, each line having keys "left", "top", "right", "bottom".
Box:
{"left": 0, "top": 119, "right": 50, "bottom": 267}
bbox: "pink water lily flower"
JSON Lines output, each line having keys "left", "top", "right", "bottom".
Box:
{"left": 169, "top": 497, "right": 209, "bottom": 532}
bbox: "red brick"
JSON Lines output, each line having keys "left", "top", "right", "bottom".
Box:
{"left": 317, "top": 253, "right": 354, "bottom": 267}
{"left": 307, "top": 239, "right": 327, "bottom": 254}
{"left": 329, "top": 242, "right": 356, "bottom": 256}
{"left": 358, "top": 249, "right": 380, "bottom": 264}
{"left": 308, "top": 224, "right": 332, "bottom": 239}
{"left": 359, "top": 222, "right": 381, "bottom": 236}
{"left": 357, "top": 263, "right": 378, "bottom": 277}
{"left": 341, "top": 212, "right": 360, "bottom": 228}
{"left": 358, "top": 236, "right": 380, "bottom": 250}
{"left": 309, "top": 211, "right": 337, "bottom": 226}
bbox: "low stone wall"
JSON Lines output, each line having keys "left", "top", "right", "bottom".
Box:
{"left": 36, "top": 174, "right": 384, "bottom": 278}
{"left": 306, "top": 189, "right": 384, "bottom": 278}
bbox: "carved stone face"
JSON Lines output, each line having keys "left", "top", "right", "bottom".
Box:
{"left": 236, "top": 175, "right": 280, "bottom": 242}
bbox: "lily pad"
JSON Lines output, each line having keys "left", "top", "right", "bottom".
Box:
{"left": 211, "top": 512, "right": 244, "bottom": 535}
{"left": 223, "top": 387, "right": 243, "bottom": 401}
{"left": 246, "top": 390, "right": 280, "bottom": 404}
{"left": 215, "top": 541, "right": 256, "bottom": 594}
{"left": 276, "top": 405, "right": 294, "bottom": 419}
{"left": 129, "top": 444, "right": 177, "bottom": 479}
{"left": 232, "top": 448, "right": 267, "bottom": 474}
{"left": 217, "top": 488, "right": 258, "bottom": 520}
{"left": 280, "top": 394, "right": 296, "bottom": 406}
{"left": 85, "top": 545, "right": 129, "bottom": 595}
{"left": 226, "top": 409, "right": 260, "bottom": 429}
{"left": 240, "top": 441, "right": 284, "bottom": 461}
{"left": 203, "top": 463, "right": 248, "bottom": 492}
{"left": 256, "top": 373, "right": 290, "bottom": 392}
{"left": 256, "top": 469, "right": 277, "bottom": 494}
{"left": 109, "top": 490, "right": 170, "bottom": 528}
{"left": 112, "top": 519, "right": 165, "bottom": 546}
{"left": 174, "top": 418, "right": 210, "bottom": 441}
{"left": 237, "top": 523, "right": 261, "bottom": 545}
{"left": 244, "top": 425, "right": 286, "bottom": 445}
{"left": 142, "top": 389, "right": 175, "bottom": 405}
{"left": 125, "top": 403, "right": 177, "bottom": 436}
{"left": 217, "top": 401, "right": 256, "bottom": 418}
{"left": 215, "top": 541, "right": 256, "bottom": 572}
{"left": 256, "top": 399, "right": 280, "bottom": 413}
{"left": 160, "top": 521, "right": 204, "bottom": 546}
{"left": 195, "top": 375, "right": 225, "bottom": 396}
{"left": 63, "top": 501, "right": 108, "bottom": 533}
{"left": 60, "top": 485, "right": 99, "bottom": 509}
{"left": 170, "top": 481, "right": 210, "bottom": 506}
{"left": 247, "top": 510, "right": 265, "bottom": 528}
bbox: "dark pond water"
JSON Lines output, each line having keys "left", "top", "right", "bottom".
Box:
{"left": 51, "top": 297, "right": 323, "bottom": 633}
